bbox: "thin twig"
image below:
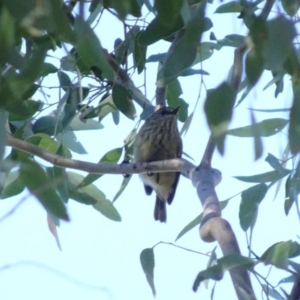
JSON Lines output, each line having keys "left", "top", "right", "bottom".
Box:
{"left": 153, "top": 241, "right": 210, "bottom": 257}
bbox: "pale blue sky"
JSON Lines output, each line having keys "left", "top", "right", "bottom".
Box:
{"left": 0, "top": 2, "right": 298, "bottom": 300}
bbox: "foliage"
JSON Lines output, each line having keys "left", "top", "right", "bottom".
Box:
{"left": 1, "top": 0, "right": 300, "bottom": 299}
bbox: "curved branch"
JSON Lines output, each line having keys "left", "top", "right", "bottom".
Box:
{"left": 6, "top": 135, "right": 193, "bottom": 175}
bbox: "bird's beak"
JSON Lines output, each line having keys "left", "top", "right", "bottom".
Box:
{"left": 172, "top": 107, "right": 180, "bottom": 114}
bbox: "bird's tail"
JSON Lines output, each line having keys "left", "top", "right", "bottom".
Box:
{"left": 154, "top": 197, "right": 166, "bottom": 222}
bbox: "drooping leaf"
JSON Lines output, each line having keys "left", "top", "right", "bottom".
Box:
{"left": 265, "top": 153, "right": 286, "bottom": 173}
{"left": 0, "top": 170, "right": 25, "bottom": 199}
{"left": 112, "top": 175, "right": 132, "bottom": 202}
{"left": 25, "top": 133, "right": 72, "bottom": 158}
{"left": 178, "top": 68, "right": 209, "bottom": 77}
{"left": 217, "top": 34, "right": 245, "bottom": 48}
{"left": 289, "top": 81, "right": 300, "bottom": 154}
{"left": 46, "top": 165, "right": 69, "bottom": 204}
{"left": 261, "top": 284, "right": 285, "bottom": 300}
{"left": 9, "top": 100, "right": 43, "bottom": 122}
{"left": 264, "top": 17, "right": 296, "bottom": 72}
{"left": 146, "top": 53, "right": 167, "bottom": 63}
{"left": 78, "top": 147, "right": 123, "bottom": 188}
{"left": 20, "top": 159, "right": 69, "bottom": 221}
{"left": 159, "top": 2, "right": 207, "bottom": 84}
{"left": 47, "top": 213, "right": 62, "bottom": 251}
{"left": 285, "top": 174, "right": 294, "bottom": 215}
{"left": 32, "top": 116, "right": 61, "bottom": 136}
{"left": 102, "top": 0, "right": 141, "bottom": 20}
{"left": 281, "top": 0, "right": 300, "bottom": 16}
{"left": 67, "top": 172, "right": 121, "bottom": 221}
{"left": 193, "top": 255, "right": 254, "bottom": 292}
{"left": 112, "top": 84, "right": 136, "bottom": 120}
{"left": 57, "top": 71, "right": 72, "bottom": 91}
{"left": 134, "top": 31, "right": 147, "bottom": 74}
{"left": 85, "top": 94, "right": 117, "bottom": 120}
{"left": 69, "top": 114, "right": 104, "bottom": 131}
{"left": 139, "top": 0, "right": 184, "bottom": 46}
{"left": 39, "top": 63, "right": 58, "bottom": 78}
{"left": 214, "top": 1, "right": 243, "bottom": 13}
{"left": 234, "top": 169, "right": 290, "bottom": 183}
{"left": 227, "top": 118, "right": 288, "bottom": 137}
{"left": 74, "top": 17, "right": 115, "bottom": 80}
{"left": 140, "top": 248, "right": 156, "bottom": 296}
{"left": 260, "top": 241, "right": 300, "bottom": 269}
{"left": 180, "top": 112, "right": 194, "bottom": 136}
{"left": 56, "top": 130, "right": 87, "bottom": 154}
{"left": 239, "top": 183, "right": 268, "bottom": 231}
{"left": 204, "top": 82, "right": 235, "bottom": 154}
{"left": 166, "top": 80, "right": 188, "bottom": 122}
{"left": 245, "top": 49, "right": 264, "bottom": 86}
{"left": 0, "top": 109, "right": 7, "bottom": 162}
{"left": 175, "top": 200, "right": 229, "bottom": 241}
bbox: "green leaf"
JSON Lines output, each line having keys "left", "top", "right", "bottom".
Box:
{"left": 139, "top": 0, "right": 184, "bottom": 46}
{"left": 0, "top": 8, "right": 15, "bottom": 67}
{"left": 56, "top": 130, "right": 87, "bottom": 154}
{"left": 289, "top": 81, "right": 300, "bottom": 154}
{"left": 227, "top": 118, "right": 289, "bottom": 137}
{"left": 20, "top": 160, "right": 69, "bottom": 221}
{"left": 112, "top": 175, "right": 132, "bottom": 202}
{"left": 25, "top": 134, "right": 72, "bottom": 158}
{"left": 112, "top": 84, "right": 136, "bottom": 120}
{"left": 69, "top": 115, "right": 104, "bottom": 131}
{"left": 193, "top": 255, "right": 254, "bottom": 292}
{"left": 74, "top": 17, "right": 115, "bottom": 80}
{"left": 78, "top": 147, "right": 123, "bottom": 188}
{"left": 285, "top": 175, "right": 295, "bottom": 215}
{"left": 261, "top": 241, "right": 300, "bottom": 269}
{"left": 159, "top": 2, "right": 207, "bottom": 84}
{"left": 246, "top": 49, "right": 264, "bottom": 86}
{"left": 102, "top": 0, "right": 141, "bottom": 20}
{"left": 178, "top": 68, "right": 209, "bottom": 76}
{"left": 239, "top": 183, "right": 268, "bottom": 231}
{"left": 134, "top": 32, "right": 147, "bottom": 74}
{"left": 261, "top": 284, "right": 285, "bottom": 300}
{"left": 281, "top": 0, "right": 300, "bottom": 16}
{"left": 85, "top": 94, "right": 117, "bottom": 120}
{"left": 87, "top": 0, "right": 103, "bottom": 24}
{"left": 0, "top": 170, "right": 25, "bottom": 199}
{"left": 57, "top": 71, "right": 72, "bottom": 91}
{"left": 204, "top": 82, "right": 235, "bottom": 154}
{"left": 146, "top": 53, "right": 166, "bottom": 63}
{"left": 217, "top": 34, "right": 245, "bottom": 48}
{"left": 166, "top": 80, "right": 188, "bottom": 122}
{"left": 234, "top": 169, "right": 290, "bottom": 183}
{"left": 265, "top": 153, "right": 286, "bottom": 173}
{"left": 263, "top": 71, "right": 285, "bottom": 97}
{"left": 264, "top": 17, "right": 296, "bottom": 72}
{"left": 67, "top": 172, "right": 121, "bottom": 221}
{"left": 8, "top": 100, "right": 43, "bottom": 121}
{"left": 180, "top": 112, "right": 194, "bottom": 136}
{"left": 285, "top": 170, "right": 300, "bottom": 215}
{"left": 214, "top": 1, "right": 243, "bottom": 13}
{"left": 46, "top": 165, "right": 69, "bottom": 204}
{"left": 39, "top": 63, "right": 58, "bottom": 78}
{"left": 67, "top": 173, "right": 97, "bottom": 205}
{"left": 247, "top": 108, "right": 290, "bottom": 113}
{"left": 175, "top": 200, "right": 229, "bottom": 241}
{"left": 140, "top": 248, "right": 156, "bottom": 296}
{"left": 32, "top": 116, "right": 59, "bottom": 136}
{"left": 0, "top": 109, "right": 7, "bottom": 163}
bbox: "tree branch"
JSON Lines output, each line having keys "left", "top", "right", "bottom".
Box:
{"left": 6, "top": 135, "right": 193, "bottom": 175}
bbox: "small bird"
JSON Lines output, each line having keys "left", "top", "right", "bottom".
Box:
{"left": 133, "top": 106, "right": 183, "bottom": 222}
